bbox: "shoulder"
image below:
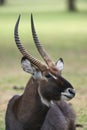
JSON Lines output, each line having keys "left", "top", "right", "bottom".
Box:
{"left": 57, "top": 100, "right": 76, "bottom": 120}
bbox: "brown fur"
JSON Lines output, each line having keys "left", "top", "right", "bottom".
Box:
{"left": 5, "top": 76, "right": 76, "bottom": 130}
{"left": 6, "top": 14, "right": 76, "bottom": 130}
{"left": 41, "top": 101, "right": 76, "bottom": 130}
{"left": 5, "top": 78, "right": 49, "bottom": 130}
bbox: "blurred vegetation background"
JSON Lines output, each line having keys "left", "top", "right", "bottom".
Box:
{"left": 0, "top": 0, "right": 87, "bottom": 130}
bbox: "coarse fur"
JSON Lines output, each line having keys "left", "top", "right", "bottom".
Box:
{"left": 5, "top": 77, "right": 76, "bottom": 130}
{"left": 5, "top": 78, "right": 49, "bottom": 130}
{"left": 41, "top": 101, "right": 76, "bottom": 130}
{"left": 5, "top": 14, "right": 76, "bottom": 130}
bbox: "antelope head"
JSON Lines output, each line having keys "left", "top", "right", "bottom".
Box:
{"left": 14, "top": 14, "right": 75, "bottom": 107}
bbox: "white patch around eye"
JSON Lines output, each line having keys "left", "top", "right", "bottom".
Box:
{"left": 56, "top": 58, "right": 64, "bottom": 71}
{"left": 49, "top": 73, "right": 57, "bottom": 80}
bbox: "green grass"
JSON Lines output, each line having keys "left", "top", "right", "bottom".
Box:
{"left": 0, "top": 0, "right": 87, "bottom": 130}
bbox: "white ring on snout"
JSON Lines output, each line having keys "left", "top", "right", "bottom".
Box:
{"left": 61, "top": 88, "right": 75, "bottom": 101}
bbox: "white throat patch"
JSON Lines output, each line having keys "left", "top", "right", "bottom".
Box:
{"left": 38, "top": 86, "right": 54, "bottom": 107}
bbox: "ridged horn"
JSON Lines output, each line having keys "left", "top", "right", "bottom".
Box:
{"left": 31, "top": 14, "right": 61, "bottom": 76}
{"left": 14, "top": 15, "right": 47, "bottom": 72}
{"left": 31, "top": 14, "right": 55, "bottom": 68}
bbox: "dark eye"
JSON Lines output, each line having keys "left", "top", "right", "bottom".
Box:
{"left": 45, "top": 74, "right": 51, "bottom": 78}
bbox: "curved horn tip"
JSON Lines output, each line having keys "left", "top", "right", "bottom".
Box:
{"left": 17, "top": 14, "right": 21, "bottom": 23}
{"left": 18, "top": 14, "right": 21, "bottom": 18}
{"left": 31, "top": 13, "right": 33, "bottom": 19}
{"left": 14, "top": 15, "right": 21, "bottom": 32}
{"left": 31, "top": 13, "right": 34, "bottom": 25}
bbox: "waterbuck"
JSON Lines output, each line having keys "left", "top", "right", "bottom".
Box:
{"left": 5, "top": 14, "right": 76, "bottom": 130}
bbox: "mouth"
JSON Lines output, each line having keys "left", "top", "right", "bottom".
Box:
{"left": 61, "top": 88, "right": 75, "bottom": 101}
{"left": 61, "top": 94, "right": 73, "bottom": 101}
{"left": 62, "top": 94, "right": 74, "bottom": 100}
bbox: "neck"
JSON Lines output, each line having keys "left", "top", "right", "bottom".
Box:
{"left": 38, "top": 85, "right": 54, "bottom": 107}
{"left": 17, "top": 77, "right": 49, "bottom": 129}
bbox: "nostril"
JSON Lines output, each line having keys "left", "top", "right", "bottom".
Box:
{"left": 68, "top": 88, "right": 75, "bottom": 96}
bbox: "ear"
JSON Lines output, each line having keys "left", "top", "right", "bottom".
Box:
{"left": 21, "top": 57, "right": 42, "bottom": 79}
{"left": 21, "top": 57, "right": 34, "bottom": 74}
{"left": 56, "top": 58, "right": 64, "bottom": 72}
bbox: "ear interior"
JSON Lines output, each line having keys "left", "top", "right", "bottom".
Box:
{"left": 21, "top": 57, "right": 42, "bottom": 79}
{"left": 21, "top": 57, "right": 34, "bottom": 74}
{"left": 56, "top": 58, "right": 64, "bottom": 71}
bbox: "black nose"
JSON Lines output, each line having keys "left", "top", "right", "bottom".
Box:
{"left": 68, "top": 88, "right": 75, "bottom": 97}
